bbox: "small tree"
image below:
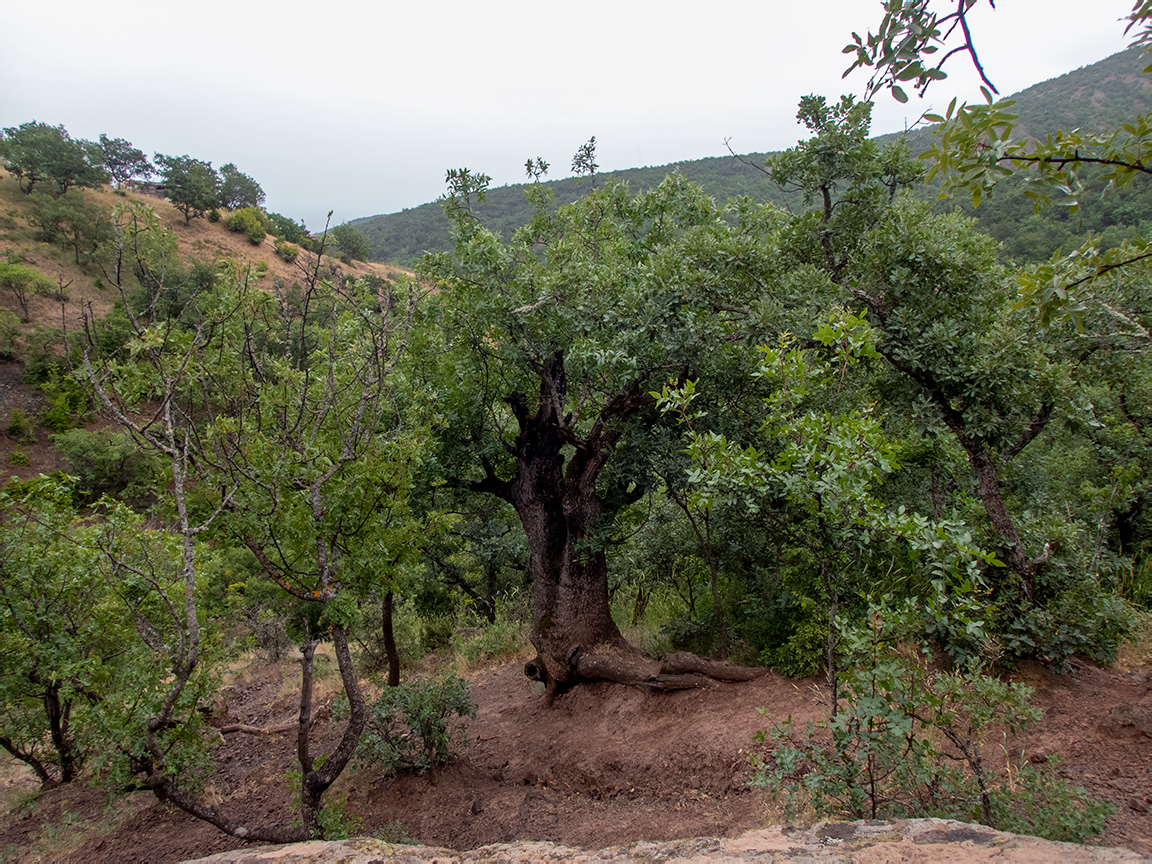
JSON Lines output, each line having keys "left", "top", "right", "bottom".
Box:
{"left": 0, "top": 477, "right": 132, "bottom": 788}
{"left": 0, "top": 122, "right": 107, "bottom": 195}
{"left": 30, "top": 189, "right": 113, "bottom": 265}
{"left": 99, "top": 135, "right": 152, "bottom": 188}
{"left": 217, "top": 163, "right": 264, "bottom": 210}
{"left": 332, "top": 223, "right": 371, "bottom": 262}
{"left": 0, "top": 261, "right": 54, "bottom": 321}
{"left": 81, "top": 215, "right": 425, "bottom": 839}
{"left": 154, "top": 153, "right": 218, "bottom": 224}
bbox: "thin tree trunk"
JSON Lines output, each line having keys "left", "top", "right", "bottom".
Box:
{"left": 382, "top": 590, "right": 400, "bottom": 687}
{"left": 300, "top": 625, "right": 365, "bottom": 836}
{"left": 676, "top": 499, "right": 729, "bottom": 658}
{"left": 823, "top": 561, "right": 839, "bottom": 718}
{"left": 296, "top": 639, "right": 317, "bottom": 776}
{"left": 0, "top": 736, "right": 57, "bottom": 789}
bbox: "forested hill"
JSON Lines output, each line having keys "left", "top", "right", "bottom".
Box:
{"left": 353, "top": 47, "right": 1152, "bottom": 267}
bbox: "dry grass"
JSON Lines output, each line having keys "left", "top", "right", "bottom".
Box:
{"left": 0, "top": 171, "right": 411, "bottom": 336}
{"left": 1117, "top": 609, "right": 1152, "bottom": 672}
{"left": 3, "top": 790, "right": 152, "bottom": 864}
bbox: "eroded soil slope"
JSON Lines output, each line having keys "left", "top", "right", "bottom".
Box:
{"left": 0, "top": 651, "right": 1150, "bottom": 863}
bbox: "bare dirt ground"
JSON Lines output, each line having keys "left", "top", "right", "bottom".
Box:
{"left": 0, "top": 646, "right": 1149, "bottom": 864}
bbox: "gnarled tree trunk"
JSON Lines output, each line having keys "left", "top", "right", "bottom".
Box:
{"left": 472, "top": 352, "right": 759, "bottom": 701}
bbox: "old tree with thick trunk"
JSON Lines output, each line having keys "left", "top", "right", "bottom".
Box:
{"left": 422, "top": 168, "right": 772, "bottom": 698}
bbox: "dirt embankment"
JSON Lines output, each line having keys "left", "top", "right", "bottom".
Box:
{"left": 0, "top": 652, "right": 1149, "bottom": 863}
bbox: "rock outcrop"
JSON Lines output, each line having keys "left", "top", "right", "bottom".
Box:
{"left": 183, "top": 818, "right": 1150, "bottom": 863}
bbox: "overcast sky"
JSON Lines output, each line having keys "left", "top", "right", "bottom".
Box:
{"left": 0, "top": 1, "right": 1138, "bottom": 230}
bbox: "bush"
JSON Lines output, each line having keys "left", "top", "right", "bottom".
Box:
{"left": 274, "top": 240, "right": 300, "bottom": 263}
{"left": 751, "top": 599, "right": 1114, "bottom": 843}
{"left": 224, "top": 207, "right": 267, "bottom": 245}
{"left": 39, "top": 398, "right": 74, "bottom": 433}
{"left": 266, "top": 212, "right": 308, "bottom": 245}
{"left": 355, "top": 677, "right": 477, "bottom": 781}
{"left": 0, "top": 308, "right": 20, "bottom": 361}
{"left": 9, "top": 450, "right": 28, "bottom": 466}
{"left": 51, "top": 427, "right": 165, "bottom": 505}
{"left": 351, "top": 594, "right": 421, "bottom": 675}
{"left": 7, "top": 410, "right": 35, "bottom": 445}
{"left": 449, "top": 595, "right": 530, "bottom": 669}
{"left": 1002, "top": 586, "right": 1134, "bottom": 671}
{"left": 36, "top": 373, "right": 90, "bottom": 434}
{"left": 207, "top": 208, "right": 221, "bottom": 223}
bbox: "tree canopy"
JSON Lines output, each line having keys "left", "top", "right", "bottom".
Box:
{"left": 1, "top": 122, "right": 107, "bottom": 195}
{"left": 154, "top": 153, "right": 219, "bottom": 224}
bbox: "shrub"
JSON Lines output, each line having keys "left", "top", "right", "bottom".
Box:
{"left": 224, "top": 206, "right": 267, "bottom": 245}
{"left": 207, "top": 208, "right": 221, "bottom": 223}
{"left": 751, "top": 598, "right": 1114, "bottom": 843}
{"left": 36, "top": 373, "right": 91, "bottom": 434}
{"left": 274, "top": 240, "right": 300, "bottom": 263}
{"left": 0, "top": 308, "right": 20, "bottom": 361}
{"left": 9, "top": 450, "right": 28, "bottom": 466}
{"left": 449, "top": 595, "right": 530, "bottom": 669}
{"left": 0, "top": 262, "right": 54, "bottom": 321}
{"left": 355, "top": 677, "right": 477, "bottom": 782}
{"left": 1002, "top": 586, "right": 1134, "bottom": 671}
{"left": 51, "top": 427, "right": 165, "bottom": 505}
{"left": 266, "top": 212, "right": 308, "bottom": 245}
{"left": 7, "top": 409, "right": 35, "bottom": 445}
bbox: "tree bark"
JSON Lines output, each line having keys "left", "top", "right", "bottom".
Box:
{"left": 477, "top": 352, "right": 758, "bottom": 699}
{"left": 474, "top": 353, "right": 638, "bottom": 700}
{"left": 0, "top": 735, "right": 57, "bottom": 789}
{"left": 382, "top": 590, "right": 400, "bottom": 687}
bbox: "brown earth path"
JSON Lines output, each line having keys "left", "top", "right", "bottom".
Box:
{"left": 0, "top": 652, "right": 1149, "bottom": 863}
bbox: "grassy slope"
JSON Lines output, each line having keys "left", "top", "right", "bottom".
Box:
{"left": 0, "top": 174, "right": 409, "bottom": 484}
{"left": 0, "top": 175, "right": 408, "bottom": 333}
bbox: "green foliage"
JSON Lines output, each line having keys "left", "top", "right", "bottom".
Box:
{"left": 37, "top": 371, "right": 90, "bottom": 434}
{"left": 989, "top": 759, "right": 1114, "bottom": 844}
{"left": 0, "top": 122, "right": 107, "bottom": 195}
{"left": 9, "top": 449, "right": 28, "bottom": 466}
{"left": 98, "top": 135, "right": 151, "bottom": 188}
{"left": 752, "top": 599, "right": 1113, "bottom": 842}
{"left": 274, "top": 239, "right": 300, "bottom": 262}
{"left": 267, "top": 212, "right": 309, "bottom": 244}
{"left": 357, "top": 49, "right": 1152, "bottom": 269}
{"left": 847, "top": 2, "right": 1152, "bottom": 333}
{"left": 331, "top": 223, "right": 371, "bottom": 262}
{"left": 154, "top": 153, "right": 218, "bottom": 223}
{"left": 355, "top": 677, "right": 477, "bottom": 778}
{"left": 374, "top": 819, "right": 415, "bottom": 844}
{"left": 216, "top": 163, "right": 264, "bottom": 211}
{"left": 0, "top": 262, "right": 54, "bottom": 321}
{"left": 29, "top": 189, "right": 112, "bottom": 265}
{"left": 0, "top": 478, "right": 133, "bottom": 785}
{"left": 5, "top": 409, "right": 33, "bottom": 444}
{"left": 284, "top": 761, "right": 362, "bottom": 839}
{"left": 449, "top": 594, "right": 531, "bottom": 669}
{"left": 207, "top": 207, "right": 220, "bottom": 223}
{"left": 1001, "top": 588, "right": 1134, "bottom": 671}
{"left": 51, "top": 427, "right": 166, "bottom": 506}
{"left": 224, "top": 206, "right": 267, "bottom": 245}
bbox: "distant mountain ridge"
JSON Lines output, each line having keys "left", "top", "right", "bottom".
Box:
{"left": 353, "top": 47, "right": 1152, "bottom": 267}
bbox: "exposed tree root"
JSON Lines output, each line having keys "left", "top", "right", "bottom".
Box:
{"left": 526, "top": 645, "right": 766, "bottom": 698}
{"left": 658, "top": 651, "right": 766, "bottom": 682}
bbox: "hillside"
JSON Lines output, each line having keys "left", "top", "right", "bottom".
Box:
{"left": 0, "top": 174, "right": 408, "bottom": 484}
{"left": 353, "top": 47, "right": 1152, "bottom": 267}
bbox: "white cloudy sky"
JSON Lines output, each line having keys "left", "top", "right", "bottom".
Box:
{"left": 0, "top": 1, "right": 1139, "bottom": 229}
